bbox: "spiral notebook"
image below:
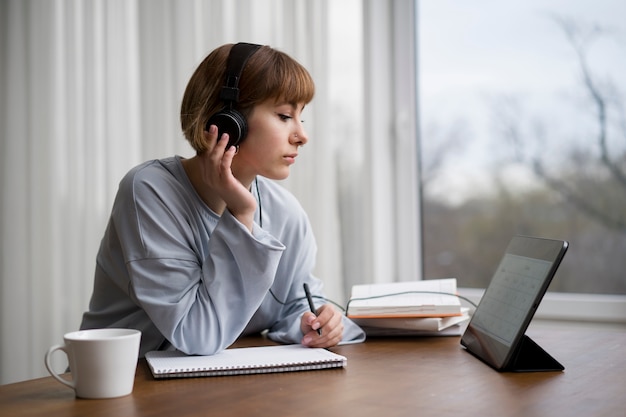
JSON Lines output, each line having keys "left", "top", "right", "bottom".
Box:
{"left": 145, "top": 344, "right": 347, "bottom": 378}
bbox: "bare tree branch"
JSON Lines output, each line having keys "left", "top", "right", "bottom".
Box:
{"left": 532, "top": 160, "right": 626, "bottom": 231}
{"left": 555, "top": 16, "right": 626, "bottom": 189}
{"left": 490, "top": 16, "right": 626, "bottom": 232}
{"left": 421, "top": 121, "right": 468, "bottom": 186}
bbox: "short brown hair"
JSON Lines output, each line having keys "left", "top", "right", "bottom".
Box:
{"left": 180, "top": 44, "right": 315, "bottom": 152}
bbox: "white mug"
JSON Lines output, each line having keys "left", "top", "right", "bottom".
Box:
{"left": 44, "top": 328, "right": 141, "bottom": 399}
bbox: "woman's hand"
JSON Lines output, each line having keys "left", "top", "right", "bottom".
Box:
{"left": 197, "top": 126, "right": 257, "bottom": 231}
{"left": 300, "top": 304, "right": 344, "bottom": 348}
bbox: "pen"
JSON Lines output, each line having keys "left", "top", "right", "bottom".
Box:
{"left": 303, "top": 283, "right": 322, "bottom": 336}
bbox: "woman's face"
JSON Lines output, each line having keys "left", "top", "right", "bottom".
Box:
{"left": 232, "top": 99, "right": 309, "bottom": 183}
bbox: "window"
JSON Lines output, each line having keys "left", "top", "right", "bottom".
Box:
{"left": 419, "top": 1, "right": 626, "bottom": 295}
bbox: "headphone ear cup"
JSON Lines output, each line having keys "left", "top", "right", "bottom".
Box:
{"left": 205, "top": 109, "right": 248, "bottom": 149}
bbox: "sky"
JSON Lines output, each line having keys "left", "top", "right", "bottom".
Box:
{"left": 419, "top": 0, "right": 626, "bottom": 204}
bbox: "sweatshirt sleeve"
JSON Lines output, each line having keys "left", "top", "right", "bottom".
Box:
{"left": 116, "top": 171, "right": 285, "bottom": 355}
{"left": 263, "top": 273, "right": 366, "bottom": 346}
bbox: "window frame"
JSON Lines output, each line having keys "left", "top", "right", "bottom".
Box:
{"left": 460, "top": 288, "right": 626, "bottom": 325}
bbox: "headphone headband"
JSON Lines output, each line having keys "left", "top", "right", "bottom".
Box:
{"left": 219, "top": 43, "right": 262, "bottom": 106}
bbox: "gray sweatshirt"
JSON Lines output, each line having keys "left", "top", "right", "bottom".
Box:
{"left": 80, "top": 156, "right": 365, "bottom": 356}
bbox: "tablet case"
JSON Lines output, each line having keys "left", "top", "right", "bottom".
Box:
{"left": 505, "top": 334, "right": 564, "bottom": 372}
{"left": 460, "top": 235, "right": 568, "bottom": 372}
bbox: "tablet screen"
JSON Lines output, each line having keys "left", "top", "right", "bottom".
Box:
{"left": 460, "top": 236, "right": 568, "bottom": 370}
{"left": 470, "top": 254, "right": 553, "bottom": 346}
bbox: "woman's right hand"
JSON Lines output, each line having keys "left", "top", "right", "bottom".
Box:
{"left": 196, "top": 125, "right": 257, "bottom": 231}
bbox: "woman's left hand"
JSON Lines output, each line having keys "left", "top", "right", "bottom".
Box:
{"left": 300, "top": 304, "right": 344, "bottom": 348}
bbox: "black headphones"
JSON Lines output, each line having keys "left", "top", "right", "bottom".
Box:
{"left": 205, "top": 42, "right": 262, "bottom": 149}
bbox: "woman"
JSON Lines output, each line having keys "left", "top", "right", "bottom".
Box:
{"left": 80, "top": 42, "right": 365, "bottom": 357}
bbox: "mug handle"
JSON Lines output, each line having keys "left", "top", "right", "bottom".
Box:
{"left": 44, "top": 344, "right": 75, "bottom": 389}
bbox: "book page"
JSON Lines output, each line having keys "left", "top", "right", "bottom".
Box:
{"left": 353, "top": 308, "right": 470, "bottom": 331}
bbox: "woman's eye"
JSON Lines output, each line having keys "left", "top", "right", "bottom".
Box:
{"left": 278, "top": 114, "right": 292, "bottom": 121}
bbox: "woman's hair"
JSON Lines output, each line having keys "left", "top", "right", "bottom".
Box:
{"left": 180, "top": 44, "right": 315, "bottom": 153}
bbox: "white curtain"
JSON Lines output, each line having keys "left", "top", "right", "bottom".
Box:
{"left": 0, "top": 0, "right": 419, "bottom": 384}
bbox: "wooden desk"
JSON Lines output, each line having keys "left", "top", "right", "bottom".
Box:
{"left": 1, "top": 328, "right": 624, "bottom": 417}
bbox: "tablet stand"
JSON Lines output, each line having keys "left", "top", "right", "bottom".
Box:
{"left": 505, "top": 334, "right": 564, "bottom": 372}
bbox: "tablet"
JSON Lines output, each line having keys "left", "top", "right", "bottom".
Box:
{"left": 460, "top": 235, "right": 568, "bottom": 371}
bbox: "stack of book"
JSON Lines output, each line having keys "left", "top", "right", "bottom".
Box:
{"left": 346, "top": 278, "right": 470, "bottom": 336}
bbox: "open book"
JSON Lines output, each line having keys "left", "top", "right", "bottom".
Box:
{"left": 347, "top": 278, "right": 463, "bottom": 318}
{"left": 145, "top": 344, "right": 347, "bottom": 379}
